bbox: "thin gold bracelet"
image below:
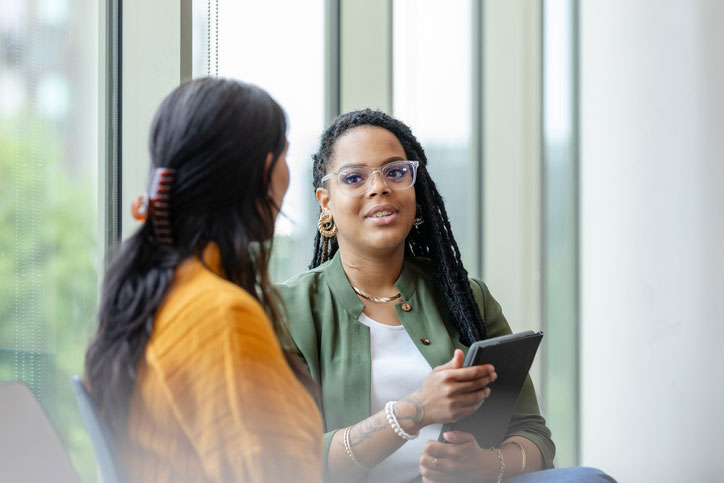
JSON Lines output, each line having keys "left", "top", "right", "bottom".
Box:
{"left": 343, "top": 426, "right": 368, "bottom": 471}
{"left": 503, "top": 441, "right": 526, "bottom": 473}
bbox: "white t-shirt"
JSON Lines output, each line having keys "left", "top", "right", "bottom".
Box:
{"left": 358, "top": 312, "right": 443, "bottom": 483}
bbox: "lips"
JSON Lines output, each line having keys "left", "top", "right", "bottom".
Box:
{"left": 364, "top": 204, "right": 400, "bottom": 225}
{"left": 364, "top": 204, "right": 399, "bottom": 219}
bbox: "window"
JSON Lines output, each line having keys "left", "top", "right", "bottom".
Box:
{"left": 192, "top": 0, "right": 326, "bottom": 281}
{"left": 0, "top": 0, "right": 100, "bottom": 479}
{"left": 392, "top": 0, "right": 478, "bottom": 273}
{"left": 542, "top": 0, "right": 579, "bottom": 466}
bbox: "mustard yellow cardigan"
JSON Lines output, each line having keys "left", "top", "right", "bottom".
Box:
{"left": 123, "top": 245, "right": 322, "bottom": 482}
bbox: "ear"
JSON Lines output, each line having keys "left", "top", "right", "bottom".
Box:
{"left": 263, "top": 152, "right": 274, "bottom": 178}
{"left": 316, "top": 186, "right": 331, "bottom": 213}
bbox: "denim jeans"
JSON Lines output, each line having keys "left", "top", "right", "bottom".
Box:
{"left": 505, "top": 466, "right": 616, "bottom": 483}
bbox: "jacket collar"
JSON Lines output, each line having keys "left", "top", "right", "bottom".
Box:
{"left": 321, "top": 250, "right": 458, "bottom": 369}
{"left": 200, "top": 242, "right": 225, "bottom": 277}
{"left": 321, "top": 251, "right": 420, "bottom": 315}
{"left": 174, "top": 242, "right": 226, "bottom": 283}
{"left": 321, "top": 251, "right": 366, "bottom": 318}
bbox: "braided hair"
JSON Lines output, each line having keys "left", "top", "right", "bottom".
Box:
{"left": 310, "top": 109, "right": 486, "bottom": 345}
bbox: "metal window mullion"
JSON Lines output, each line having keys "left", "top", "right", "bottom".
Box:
{"left": 472, "top": 0, "right": 484, "bottom": 279}
{"left": 181, "top": 0, "right": 192, "bottom": 82}
{"left": 105, "top": 0, "right": 122, "bottom": 264}
{"left": 325, "top": 0, "right": 341, "bottom": 125}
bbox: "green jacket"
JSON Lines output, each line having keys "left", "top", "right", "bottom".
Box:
{"left": 278, "top": 252, "right": 555, "bottom": 475}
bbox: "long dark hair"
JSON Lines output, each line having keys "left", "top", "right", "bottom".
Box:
{"left": 310, "top": 109, "right": 487, "bottom": 345}
{"left": 85, "top": 77, "right": 304, "bottom": 435}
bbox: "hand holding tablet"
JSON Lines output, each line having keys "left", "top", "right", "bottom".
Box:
{"left": 438, "top": 331, "right": 544, "bottom": 448}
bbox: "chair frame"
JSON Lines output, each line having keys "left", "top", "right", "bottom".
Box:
{"left": 71, "top": 375, "right": 128, "bottom": 483}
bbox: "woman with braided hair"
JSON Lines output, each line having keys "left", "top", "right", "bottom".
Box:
{"left": 279, "top": 110, "right": 611, "bottom": 483}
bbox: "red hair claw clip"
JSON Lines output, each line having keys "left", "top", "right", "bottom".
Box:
{"left": 130, "top": 168, "right": 176, "bottom": 245}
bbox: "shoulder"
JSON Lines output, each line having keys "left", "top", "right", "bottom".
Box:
{"left": 277, "top": 263, "right": 327, "bottom": 297}
{"left": 467, "top": 277, "right": 488, "bottom": 306}
{"left": 274, "top": 265, "right": 335, "bottom": 377}
{"left": 153, "top": 259, "right": 274, "bottom": 348}
{"left": 467, "top": 277, "right": 512, "bottom": 338}
{"left": 276, "top": 265, "right": 330, "bottom": 318}
{"left": 147, "top": 283, "right": 286, "bottom": 394}
{"left": 466, "top": 276, "right": 498, "bottom": 306}
{"left": 398, "top": 256, "right": 497, "bottom": 312}
{"left": 191, "top": 270, "right": 267, "bottom": 322}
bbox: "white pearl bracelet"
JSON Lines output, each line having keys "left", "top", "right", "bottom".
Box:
{"left": 384, "top": 401, "right": 418, "bottom": 441}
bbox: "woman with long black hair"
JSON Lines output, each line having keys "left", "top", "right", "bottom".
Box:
{"left": 85, "top": 78, "right": 322, "bottom": 482}
{"left": 279, "top": 109, "right": 612, "bottom": 483}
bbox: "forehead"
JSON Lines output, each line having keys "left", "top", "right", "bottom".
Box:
{"left": 329, "top": 126, "right": 406, "bottom": 170}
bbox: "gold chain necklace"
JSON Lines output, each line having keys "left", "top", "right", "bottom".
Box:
{"left": 351, "top": 285, "right": 402, "bottom": 303}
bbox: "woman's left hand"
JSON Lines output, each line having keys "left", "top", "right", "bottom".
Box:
{"left": 418, "top": 431, "right": 499, "bottom": 483}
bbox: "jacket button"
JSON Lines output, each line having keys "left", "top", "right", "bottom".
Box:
{"left": 401, "top": 303, "right": 412, "bottom": 312}
{"left": 420, "top": 338, "right": 431, "bottom": 345}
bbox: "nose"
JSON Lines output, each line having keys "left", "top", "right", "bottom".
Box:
{"left": 365, "top": 170, "right": 391, "bottom": 197}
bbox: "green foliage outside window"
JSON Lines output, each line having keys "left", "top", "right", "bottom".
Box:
{"left": 0, "top": 113, "right": 98, "bottom": 482}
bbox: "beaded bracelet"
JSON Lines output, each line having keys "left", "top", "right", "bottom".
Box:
{"left": 384, "top": 401, "right": 418, "bottom": 441}
{"left": 343, "top": 426, "right": 368, "bottom": 470}
{"left": 490, "top": 447, "right": 505, "bottom": 483}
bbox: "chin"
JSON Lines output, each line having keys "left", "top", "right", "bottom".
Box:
{"left": 364, "top": 233, "right": 409, "bottom": 253}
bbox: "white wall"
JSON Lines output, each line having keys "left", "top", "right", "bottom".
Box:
{"left": 580, "top": 1, "right": 724, "bottom": 481}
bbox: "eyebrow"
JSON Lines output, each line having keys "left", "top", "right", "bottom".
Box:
{"left": 337, "top": 157, "right": 406, "bottom": 171}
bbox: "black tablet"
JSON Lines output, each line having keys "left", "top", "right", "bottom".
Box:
{"left": 438, "top": 330, "right": 543, "bottom": 448}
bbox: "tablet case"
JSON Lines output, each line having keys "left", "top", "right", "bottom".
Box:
{"left": 438, "top": 330, "right": 543, "bottom": 448}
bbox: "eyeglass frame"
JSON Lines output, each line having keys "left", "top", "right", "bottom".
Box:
{"left": 320, "top": 160, "right": 420, "bottom": 196}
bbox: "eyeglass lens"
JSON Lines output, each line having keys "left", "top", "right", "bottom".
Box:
{"left": 337, "top": 161, "right": 416, "bottom": 194}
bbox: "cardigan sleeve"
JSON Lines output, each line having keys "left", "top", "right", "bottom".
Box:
{"left": 147, "top": 294, "right": 323, "bottom": 482}
{"left": 471, "top": 278, "right": 557, "bottom": 469}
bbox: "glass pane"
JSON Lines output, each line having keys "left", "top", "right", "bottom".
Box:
{"left": 543, "top": 0, "right": 578, "bottom": 467}
{"left": 192, "top": 0, "right": 325, "bottom": 282}
{"left": 392, "top": 0, "right": 476, "bottom": 272}
{"left": 0, "top": 0, "right": 100, "bottom": 480}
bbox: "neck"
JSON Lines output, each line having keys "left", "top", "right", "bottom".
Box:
{"left": 337, "top": 242, "right": 405, "bottom": 296}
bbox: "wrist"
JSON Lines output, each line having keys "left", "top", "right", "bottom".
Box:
{"left": 393, "top": 394, "right": 426, "bottom": 433}
{"left": 385, "top": 401, "right": 419, "bottom": 440}
{"left": 490, "top": 447, "right": 505, "bottom": 483}
{"left": 478, "top": 447, "right": 504, "bottom": 483}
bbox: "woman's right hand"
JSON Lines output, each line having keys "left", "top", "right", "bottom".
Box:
{"left": 395, "top": 349, "right": 497, "bottom": 431}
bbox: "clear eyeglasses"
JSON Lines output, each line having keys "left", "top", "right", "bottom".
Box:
{"left": 320, "top": 160, "right": 420, "bottom": 196}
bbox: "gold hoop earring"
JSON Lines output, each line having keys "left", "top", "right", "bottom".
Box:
{"left": 318, "top": 211, "right": 338, "bottom": 237}
{"left": 413, "top": 204, "right": 424, "bottom": 226}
